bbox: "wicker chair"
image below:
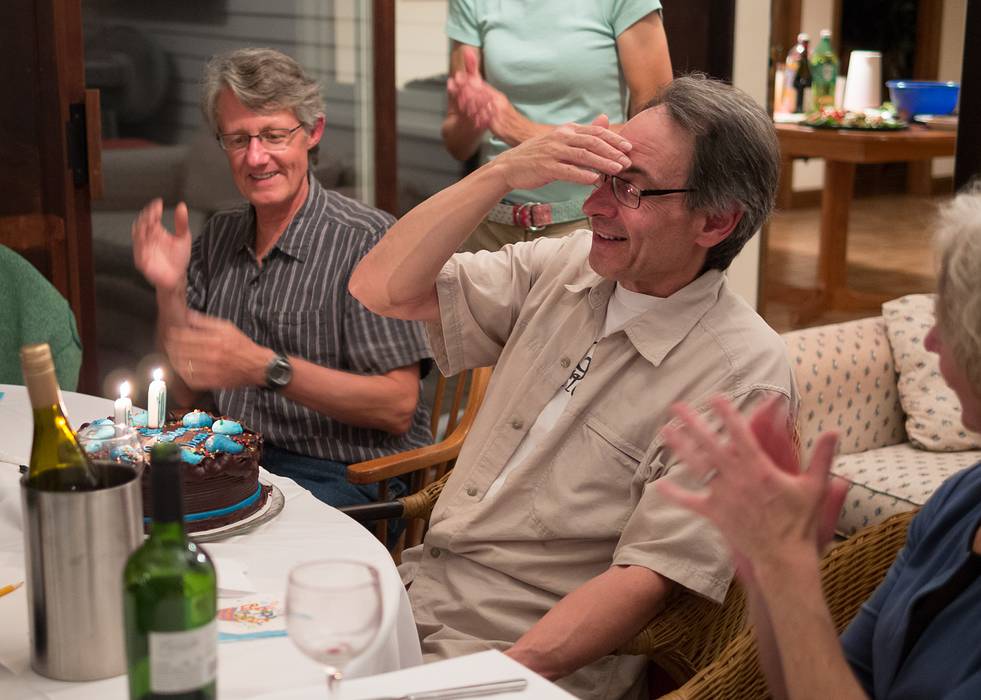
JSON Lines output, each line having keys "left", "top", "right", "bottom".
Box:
{"left": 656, "top": 508, "right": 918, "bottom": 699}
{"left": 340, "top": 366, "right": 493, "bottom": 556}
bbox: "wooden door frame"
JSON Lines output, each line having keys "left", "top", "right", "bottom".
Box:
{"left": 372, "top": 0, "right": 397, "bottom": 216}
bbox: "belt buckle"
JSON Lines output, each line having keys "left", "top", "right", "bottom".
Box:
{"left": 514, "top": 202, "right": 547, "bottom": 232}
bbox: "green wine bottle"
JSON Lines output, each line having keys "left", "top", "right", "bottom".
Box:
{"left": 20, "top": 343, "right": 100, "bottom": 491}
{"left": 811, "top": 29, "right": 839, "bottom": 110}
{"left": 124, "top": 443, "right": 217, "bottom": 700}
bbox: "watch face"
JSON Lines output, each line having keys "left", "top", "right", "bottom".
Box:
{"left": 266, "top": 356, "right": 292, "bottom": 389}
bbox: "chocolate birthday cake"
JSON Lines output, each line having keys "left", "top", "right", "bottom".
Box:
{"left": 81, "top": 410, "right": 269, "bottom": 533}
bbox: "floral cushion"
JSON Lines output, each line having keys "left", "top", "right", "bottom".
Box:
{"left": 882, "top": 295, "right": 981, "bottom": 451}
{"left": 833, "top": 443, "right": 981, "bottom": 535}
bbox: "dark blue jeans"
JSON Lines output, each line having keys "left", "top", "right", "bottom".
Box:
{"left": 262, "top": 444, "right": 408, "bottom": 542}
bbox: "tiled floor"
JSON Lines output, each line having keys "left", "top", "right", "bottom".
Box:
{"left": 761, "top": 193, "right": 948, "bottom": 333}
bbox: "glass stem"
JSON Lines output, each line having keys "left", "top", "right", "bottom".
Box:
{"left": 325, "top": 666, "right": 343, "bottom": 699}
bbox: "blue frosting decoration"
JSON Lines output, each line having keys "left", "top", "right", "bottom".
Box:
{"left": 144, "top": 484, "right": 262, "bottom": 525}
{"left": 110, "top": 445, "right": 141, "bottom": 463}
{"left": 189, "top": 432, "right": 209, "bottom": 447}
{"left": 90, "top": 418, "right": 114, "bottom": 427}
{"left": 182, "top": 411, "right": 214, "bottom": 429}
{"left": 88, "top": 424, "right": 116, "bottom": 440}
{"left": 205, "top": 434, "right": 244, "bottom": 454}
{"left": 212, "top": 419, "right": 243, "bottom": 436}
{"left": 131, "top": 410, "right": 149, "bottom": 427}
{"left": 83, "top": 439, "right": 105, "bottom": 454}
{"left": 180, "top": 448, "right": 204, "bottom": 465}
{"left": 139, "top": 427, "right": 162, "bottom": 436}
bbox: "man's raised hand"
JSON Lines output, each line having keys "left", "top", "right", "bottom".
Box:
{"left": 131, "top": 198, "right": 193, "bottom": 292}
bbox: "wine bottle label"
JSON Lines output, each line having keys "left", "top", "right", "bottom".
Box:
{"left": 149, "top": 619, "right": 217, "bottom": 693}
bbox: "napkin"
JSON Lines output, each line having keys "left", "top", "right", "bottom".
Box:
{"left": 217, "top": 596, "right": 288, "bottom": 643}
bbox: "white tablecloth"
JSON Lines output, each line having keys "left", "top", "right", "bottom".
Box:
{"left": 254, "top": 650, "right": 577, "bottom": 699}
{"left": 0, "top": 384, "right": 422, "bottom": 699}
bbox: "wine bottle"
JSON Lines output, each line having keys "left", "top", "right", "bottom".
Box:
{"left": 124, "top": 443, "right": 217, "bottom": 700}
{"left": 781, "top": 32, "right": 810, "bottom": 113}
{"left": 793, "top": 36, "right": 813, "bottom": 114}
{"left": 20, "top": 343, "right": 100, "bottom": 491}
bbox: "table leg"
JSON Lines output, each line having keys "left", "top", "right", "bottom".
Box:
{"left": 818, "top": 159, "right": 855, "bottom": 295}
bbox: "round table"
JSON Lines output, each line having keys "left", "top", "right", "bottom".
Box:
{"left": 0, "top": 384, "right": 422, "bottom": 699}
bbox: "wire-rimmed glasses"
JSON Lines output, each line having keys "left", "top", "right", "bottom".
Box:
{"left": 216, "top": 123, "right": 305, "bottom": 151}
{"left": 286, "top": 560, "right": 383, "bottom": 699}
{"left": 594, "top": 172, "right": 696, "bottom": 209}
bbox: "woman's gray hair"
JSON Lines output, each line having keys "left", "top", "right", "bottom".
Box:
{"left": 641, "top": 74, "right": 781, "bottom": 272}
{"left": 201, "top": 48, "right": 325, "bottom": 161}
{"left": 935, "top": 179, "right": 981, "bottom": 396}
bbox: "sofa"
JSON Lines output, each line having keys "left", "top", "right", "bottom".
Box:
{"left": 90, "top": 131, "right": 352, "bottom": 393}
{"left": 784, "top": 300, "right": 981, "bottom": 535}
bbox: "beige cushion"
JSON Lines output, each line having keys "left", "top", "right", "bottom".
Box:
{"left": 833, "top": 443, "right": 981, "bottom": 534}
{"left": 784, "top": 316, "right": 906, "bottom": 457}
{"left": 882, "top": 294, "right": 981, "bottom": 451}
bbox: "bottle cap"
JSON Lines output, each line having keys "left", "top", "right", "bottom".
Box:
{"left": 820, "top": 29, "right": 832, "bottom": 38}
{"left": 797, "top": 32, "right": 810, "bottom": 42}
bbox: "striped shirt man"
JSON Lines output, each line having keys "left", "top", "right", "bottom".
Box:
{"left": 186, "top": 174, "right": 432, "bottom": 463}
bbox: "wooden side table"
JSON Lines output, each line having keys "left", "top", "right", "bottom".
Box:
{"left": 771, "top": 123, "right": 956, "bottom": 323}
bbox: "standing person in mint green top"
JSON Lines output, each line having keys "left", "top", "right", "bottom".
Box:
{"left": 443, "top": 0, "right": 671, "bottom": 253}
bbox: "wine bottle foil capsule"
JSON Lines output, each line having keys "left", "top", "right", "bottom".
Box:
{"left": 20, "top": 461, "right": 144, "bottom": 680}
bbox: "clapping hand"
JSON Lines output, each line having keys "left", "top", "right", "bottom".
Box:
{"left": 132, "top": 199, "right": 192, "bottom": 292}
{"left": 657, "top": 395, "right": 848, "bottom": 582}
{"left": 447, "top": 45, "right": 500, "bottom": 131}
{"left": 164, "top": 311, "right": 266, "bottom": 391}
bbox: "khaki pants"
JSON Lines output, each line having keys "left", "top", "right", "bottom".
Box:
{"left": 460, "top": 217, "right": 590, "bottom": 254}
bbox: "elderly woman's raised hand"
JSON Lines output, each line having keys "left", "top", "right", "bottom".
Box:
{"left": 131, "top": 198, "right": 192, "bottom": 292}
{"left": 657, "top": 395, "right": 848, "bottom": 581}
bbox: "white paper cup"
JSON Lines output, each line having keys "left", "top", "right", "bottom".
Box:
{"left": 843, "top": 50, "right": 882, "bottom": 111}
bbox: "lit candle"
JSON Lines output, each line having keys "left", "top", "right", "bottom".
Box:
{"left": 114, "top": 381, "right": 133, "bottom": 426}
{"left": 147, "top": 368, "right": 167, "bottom": 429}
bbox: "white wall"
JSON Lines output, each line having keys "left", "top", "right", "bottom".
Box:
{"left": 728, "top": 0, "right": 773, "bottom": 307}
{"left": 932, "top": 0, "right": 966, "bottom": 177}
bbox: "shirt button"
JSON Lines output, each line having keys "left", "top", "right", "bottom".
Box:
{"left": 466, "top": 486, "right": 477, "bottom": 497}
{"left": 511, "top": 418, "right": 523, "bottom": 430}
{"left": 560, "top": 357, "right": 571, "bottom": 368}
{"left": 429, "top": 547, "right": 442, "bottom": 558}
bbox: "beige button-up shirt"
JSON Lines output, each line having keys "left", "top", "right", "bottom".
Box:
{"left": 408, "top": 231, "right": 795, "bottom": 699}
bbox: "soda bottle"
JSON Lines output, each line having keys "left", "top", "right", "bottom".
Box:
{"left": 811, "top": 29, "right": 839, "bottom": 110}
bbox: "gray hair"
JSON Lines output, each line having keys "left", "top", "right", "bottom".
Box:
{"left": 641, "top": 74, "right": 781, "bottom": 272}
{"left": 201, "top": 48, "right": 325, "bottom": 161}
{"left": 935, "top": 179, "right": 981, "bottom": 396}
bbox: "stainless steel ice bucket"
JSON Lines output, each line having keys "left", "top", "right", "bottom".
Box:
{"left": 20, "top": 461, "right": 143, "bottom": 680}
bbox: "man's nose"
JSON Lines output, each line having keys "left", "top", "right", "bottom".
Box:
{"left": 583, "top": 179, "right": 616, "bottom": 217}
{"left": 245, "top": 136, "right": 270, "bottom": 167}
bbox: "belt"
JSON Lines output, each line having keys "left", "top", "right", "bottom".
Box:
{"left": 487, "top": 198, "right": 586, "bottom": 231}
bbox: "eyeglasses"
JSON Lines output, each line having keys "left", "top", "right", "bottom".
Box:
{"left": 594, "top": 173, "right": 695, "bottom": 209}
{"left": 216, "top": 124, "right": 305, "bottom": 151}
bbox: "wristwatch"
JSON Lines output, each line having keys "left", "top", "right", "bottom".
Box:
{"left": 264, "top": 354, "right": 293, "bottom": 390}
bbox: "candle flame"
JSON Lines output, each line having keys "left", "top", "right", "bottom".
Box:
{"left": 119, "top": 381, "right": 130, "bottom": 398}
{"left": 152, "top": 368, "right": 164, "bottom": 382}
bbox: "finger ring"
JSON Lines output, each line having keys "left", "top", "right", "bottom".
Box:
{"left": 187, "top": 359, "right": 194, "bottom": 376}
{"left": 697, "top": 469, "right": 719, "bottom": 487}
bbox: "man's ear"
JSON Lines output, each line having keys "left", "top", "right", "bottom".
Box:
{"left": 307, "top": 115, "right": 326, "bottom": 148}
{"left": 695, "top": 206, "right": 743, "bottom": 248}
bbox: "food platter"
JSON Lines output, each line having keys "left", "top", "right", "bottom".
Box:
{"left": 192, "top": 480, "right": 285, "bottom": 542}
{"left": 803, "top": 106, "right": 906, "bottom": 131}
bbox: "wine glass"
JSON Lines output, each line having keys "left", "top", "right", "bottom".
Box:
{"left": 286, "top": 560, "right": 383, "bottom": 698}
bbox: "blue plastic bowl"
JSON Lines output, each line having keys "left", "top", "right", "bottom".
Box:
{"left": 886, "top": 80, "right": 960, "bottom": 116}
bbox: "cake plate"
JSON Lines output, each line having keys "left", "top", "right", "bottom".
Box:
{"left": 192, "top": 481, "right": 285, "bottom": 543}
